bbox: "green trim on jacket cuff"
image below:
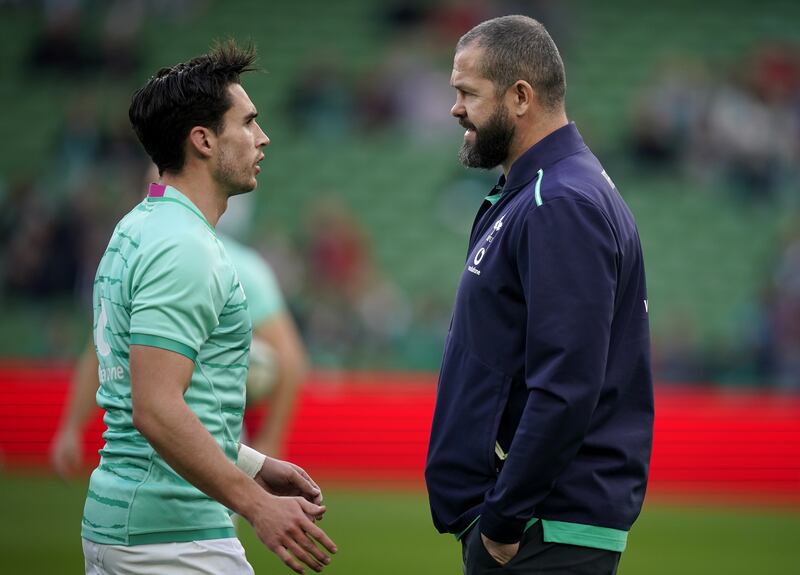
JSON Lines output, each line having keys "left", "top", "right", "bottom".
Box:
{"left": 454, "top": 516, "right": 481, "bottom": 541}
{"left": 525, "top": 518, "right": 628, "bottom": 553}
{"left": 456, "top": 514, "right": 628, "bottom": 553}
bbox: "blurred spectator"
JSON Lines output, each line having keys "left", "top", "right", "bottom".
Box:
{"left": 147, "top": 0, "right": 210, "bottom": 24}
{"left": 52, "top": 92, "right": 103, "bottom": 188}
{"left": 703, "top": 68, "right": 797, "bottom": 200}
{"left": 428, "top": 0, "right": 494, "bottom": 43}
{"left": 651, "top": 310, "right": 708, "bottom": 383}
{"left": 0, "top": 177, "right": 34, "bottom": 252}
{"left": 98, "top": 113, "right": 151, "bottom": 182}
{"left": 1, "top": 180, "right": 81, "bottom": 297}
{"left": 630, "top": 56, "right": 711, "bottom": 169}
{"left": 303, "top": 197, "right": 370, "bottom": 298}
{"left": 99, "top": 0, "right": 144, "bottom": 76}
{"left": 255, "top": 229, "right": 306, "bottom": 300}
{"left": 631, "top": 44, "right": 800, "bottom": 200}
{"left": 28, "top": 0, "right": 150, "bottom": 78}
{"left": 362, "top": 35, "right": 454, "bottom": 140}
{"left": 763, "top": 223, "right": 800, "bottom": 389}
{"left": 286, "top": 55, "right": 355, "bottom": 139}
{"left": 750, "top": 42, "right": 800, "bottom": 107}
{"left": 379, "top": 0, "right": 430, "bottom": 34}
{"left": 4, "top": 0, "right": 799, "bottom": 381}
{"left": 363, "top": 0, "right": 570, "bottom": 140}
{"left": 296, "top": 195, "right": 411, "bottom": 367}
{"left": 28, "top": 0, "right": 99, "bottom": 75}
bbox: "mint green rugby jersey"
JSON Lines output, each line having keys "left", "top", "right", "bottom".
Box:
{"left": 82, "top": 183, "right": 252, "bottom": 546}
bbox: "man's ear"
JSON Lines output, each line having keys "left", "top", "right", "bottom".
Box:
{"left": 509, "top": 80, "right": 535, "bottom": 117}
{"left": 187, "top": 126, "right": 214, "bottom": 160}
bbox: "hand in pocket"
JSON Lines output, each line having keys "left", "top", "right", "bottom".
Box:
{"left": 481, "top": 532, "right": 520, "bottom": 566}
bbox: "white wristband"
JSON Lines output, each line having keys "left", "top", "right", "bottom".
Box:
{"left": 236, "top": 443, "right": 267, "bottom": 478}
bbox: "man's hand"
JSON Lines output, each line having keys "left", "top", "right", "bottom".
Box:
{"left": 51, "top": 426, "right": 82, "bottom": 479}
{"left": 481, "top": 533, "right": 520, "bottom": 566}
{"left": 247, "top": 493, "right": 337, "bottom": 574}
{"left": 256, "top": 457, "right": 323, "bottom": 507}
{"left": 129, "top": 345, "right": 335, "bottom": 574}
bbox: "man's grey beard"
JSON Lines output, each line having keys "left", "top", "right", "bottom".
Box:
{"left": 458, "top": 105, "right": 515, "bottom": 169}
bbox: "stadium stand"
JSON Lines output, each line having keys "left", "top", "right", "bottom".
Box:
{"left": 1, "top": 0, "right": 800, "bottom": 383}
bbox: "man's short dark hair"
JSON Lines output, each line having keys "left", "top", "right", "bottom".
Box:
{"left": 129, "top": 40, "right": 257, "bottom": 176}
{"left": 457, "top": 15, "right": 566, "bottom": 111}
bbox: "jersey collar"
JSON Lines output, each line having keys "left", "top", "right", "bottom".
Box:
{"left": 146, "top": 182, "right": 215, "bottom": 233}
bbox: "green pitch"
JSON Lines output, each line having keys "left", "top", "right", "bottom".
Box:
{"left": 1, "top": 474, "right": 797, "bottom": 574}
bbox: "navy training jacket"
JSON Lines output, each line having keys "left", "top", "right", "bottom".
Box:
{"left": 425, "top": 123, "right": 654, "bottom": 544}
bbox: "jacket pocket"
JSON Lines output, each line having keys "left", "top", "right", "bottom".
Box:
{"left": 429, "top": 340, "right": 512, "bottom": 480}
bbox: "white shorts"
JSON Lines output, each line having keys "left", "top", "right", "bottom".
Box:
{"left": 82, "top": 537, "right": 255, "bottom": 575}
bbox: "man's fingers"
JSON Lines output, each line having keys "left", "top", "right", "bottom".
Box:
{"left": 296, "top": 500, "right": 337, "bottom": 554}
{"left": 274, "top": 545, "right": 306, "bottom": 575}
{"left": 291, "top": 473, "right": 320, "bottom": 497}
{"left": 290, "top": 469, "right": 322, "bottom": 499}
{"left": 298, "top": 498, "right": 327, "bottom": 521}
{"left": 294, "top": 464, "right": 320, "bottom": 490}
{"left": 301, "top": 517, "right": 338, "bottom": 555}
{"left": 297, "top": 531, "right": 332, "bottom": 566}
{"left": 285, "top": 537, "right": 327, "bottom": 572}
{"left": 481, "top": 534, "right": 519, "bottom": 566}
{"left": 291, "top": 464, "right": 323, "bottom": 496}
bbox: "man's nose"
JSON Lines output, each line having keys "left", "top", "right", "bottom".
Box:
{"left": 257, "top": 123, "right": 269, "bottom": 147}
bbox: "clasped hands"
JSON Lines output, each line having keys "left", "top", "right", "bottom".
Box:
{"left": 255, "top": 456, "right": 325, "bottom": 518}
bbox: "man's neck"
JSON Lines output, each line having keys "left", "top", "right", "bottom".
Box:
{"left": 160, "top": 171, "right": 228, "bottom": 227}
{"left": 501, "top": 111, "right": 568, "bottom": 177}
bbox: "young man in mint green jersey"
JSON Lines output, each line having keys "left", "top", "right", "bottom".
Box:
{"left": 81, "top": 42, "right": 336, "bottom": 575}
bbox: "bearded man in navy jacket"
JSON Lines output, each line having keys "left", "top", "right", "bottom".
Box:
{"left": 425, "top": 15, "right": 654, "bottom": 575}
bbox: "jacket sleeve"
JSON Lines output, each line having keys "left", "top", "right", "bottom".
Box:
{"left": 479, "top": 197, "right": 619, "bottom": 543}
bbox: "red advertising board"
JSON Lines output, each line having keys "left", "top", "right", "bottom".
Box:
{"left": 1, "top": 364, "right": 798, "bottom": 504}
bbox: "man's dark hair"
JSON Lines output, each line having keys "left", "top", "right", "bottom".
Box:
{"left": 129, "top": 40, "right": 257, "bottom": 176}
{"left": 457, "top": 15, "right": 566, "bottom": 111}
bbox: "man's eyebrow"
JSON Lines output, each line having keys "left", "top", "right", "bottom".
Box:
{"left": 245, "top": 110, "right": 258, "bottom": 120}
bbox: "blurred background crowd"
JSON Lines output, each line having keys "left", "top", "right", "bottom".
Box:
{"left": 1, "top": 0, "right": 800, "bottom": 388}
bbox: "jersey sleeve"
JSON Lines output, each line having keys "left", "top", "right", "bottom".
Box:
{"left": 236, "top": 251, "right": 285, "bottom": 326}
{"left": 129, "top": 232, "right": 225, "bottom": 361}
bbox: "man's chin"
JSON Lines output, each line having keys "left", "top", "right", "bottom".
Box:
{"left": 458, "top": 143, "right": 475, "bottom": 167}
{"left": 458, "top": 144, "right": 491, "bottom": 169}
{"left": 228, "top": 181, "right": 257, "bottom": 197}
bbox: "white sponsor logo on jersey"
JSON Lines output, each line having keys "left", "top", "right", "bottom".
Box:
{"left": 467, "top": 214, "right": 508, "bottom": 276}
{"left": 96, "top": 300, "right": 112, "bottom": 358}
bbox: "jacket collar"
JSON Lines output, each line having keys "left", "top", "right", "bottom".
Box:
{"left": 500, "top": 122, "right": 587, "bottom": 192}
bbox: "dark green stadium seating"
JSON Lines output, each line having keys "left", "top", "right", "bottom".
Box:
{"left": 1, "top": 0, "right": 798, "bottom": 372}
